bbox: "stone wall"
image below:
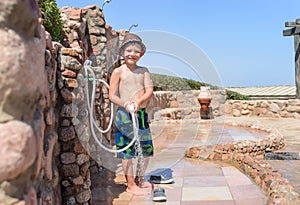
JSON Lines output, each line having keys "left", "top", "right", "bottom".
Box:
{"left": 150, "top": 92, "right": 300, "bottom": 120}
{"left": 58, "top": 5, "right": 126, "bottom": 204}
{"left": 225, "top": 99, "right": 300, "bottom": 119}
{"left": 0, "top": 0, "right": 61, "bottom": 204}
{"left": 0, "top": 2, "right": 126, "bottom": 204}
{"left": 149, "top": 90, "right": 226, "bottom": 120}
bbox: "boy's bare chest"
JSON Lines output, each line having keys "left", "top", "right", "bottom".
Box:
{"left": 120, "top": 71, "right": 144, "bottom": 84}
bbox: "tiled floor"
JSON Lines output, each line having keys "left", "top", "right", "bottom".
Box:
{"left": 91, "top": 158, "right": 267, "bottom": 204}
{"left": 91, "top": 118, "right": 271, "bottom": 204}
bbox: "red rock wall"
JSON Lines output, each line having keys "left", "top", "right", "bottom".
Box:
{"left": 225, "top": 99, "right": 300, "bottom": 119}
{"left": 0, "top": 0, "right": 61, "bottom": 204}
{"left": 0, "top": 2, "right": 126, "bottom": 204}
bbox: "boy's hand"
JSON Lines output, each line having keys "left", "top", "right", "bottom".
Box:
{"left": 131, "top": 101, "right": 140, "bottom": 113}
{"left": 128, "top": 103, "right": 135, "bottom": 113}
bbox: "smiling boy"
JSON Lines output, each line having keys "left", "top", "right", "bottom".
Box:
{"left": 109, "top": 33, "right": 154, "bottom": 196}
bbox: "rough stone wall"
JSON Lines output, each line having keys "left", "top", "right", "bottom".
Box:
{"left": 225, "top": 99, "right": 300, "bottom": 119}
{"left": 150, "top": 92, "right": 300, "bottom": 120}
{"left": 57, "top": 5, "right": 127, "bottom": 204}
{"left": 0, "top": 0, "right": 61, "bottom": 204}
{"left": 57, "top": 47, "right": 93, "bottom": 204}
{"left": 0, "top": 2, "right": 126, "bottom": 204}
{"left": 149, "top": 90, "right": 226, "bottom": 120}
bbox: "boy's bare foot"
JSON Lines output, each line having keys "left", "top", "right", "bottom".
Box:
{"left": 126, "top": 186, "right": 149, "bottom": 196}
{"left": 138, "top": 181, "right": 152, "bottom": 188}
{"left": 135, "top": 176, "right": 152, "bottom": 188}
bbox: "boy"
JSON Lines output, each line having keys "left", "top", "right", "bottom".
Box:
{"left": 108, "top": 33, "right": 154, "bottom": 196}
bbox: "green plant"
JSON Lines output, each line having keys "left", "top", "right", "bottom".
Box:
{"left": 38, "top": 0, "right": 63, "bottom": 42}
{"left": 150, "top": 73, "right": 213, "bottom": 91}
{"left": 225, "top": 89, "right": 251, "bottom": 100}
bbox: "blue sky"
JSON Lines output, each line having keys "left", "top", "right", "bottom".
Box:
{"left": 56, "top": 0, "right": 300, "bottom": 87}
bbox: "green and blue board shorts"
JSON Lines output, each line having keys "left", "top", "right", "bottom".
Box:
{"left": 115, "top": 107, "right": 154, "bottom": 159}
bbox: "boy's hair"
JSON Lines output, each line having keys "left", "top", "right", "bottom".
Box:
{"left": 119, "top": 33, "right": 146, "bottom": 54}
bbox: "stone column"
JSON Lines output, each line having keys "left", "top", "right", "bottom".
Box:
{"left": 58, "top": 48, "right": 92, "bottom": 204}
{"left": 283, "top": 19, "right": 300, "bottom": 99}
{"left": 294, "top": 34, "right": 300, "bottom": 98}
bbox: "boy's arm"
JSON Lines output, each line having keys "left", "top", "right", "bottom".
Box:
{"left": 108, "top": 68, "right": 124, "bottom": 107}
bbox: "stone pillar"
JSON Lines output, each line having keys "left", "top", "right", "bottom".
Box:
{"left": 58, "top": 47, "right": 92, "bottom": 204}
{"left": 283, "top": 19, "right": 300, "bottom": 99}
{"left": 58, "top": 4, "right": 130, "bottom": 204}
{"left": 58, "top": 5, "right": 121, "bottom": 204}
{"left": 294, "top": 34, "right": 300, "bottom": 98}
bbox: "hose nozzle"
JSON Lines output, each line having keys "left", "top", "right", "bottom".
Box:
{"left": 129, "top": 104, "right": 135, "bottom": 113}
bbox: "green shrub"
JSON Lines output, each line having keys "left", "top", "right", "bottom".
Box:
{"left": 38, "top": 0, "right": 63, "bottom": 42}
{"left": 151, "top": 73, "right": 251, "bottom": 100}
{"left": 150, "top": 73, "right": 213, "bottom": 91}
{"left": 225, "top": 89, "right": 251, "bottom": 100}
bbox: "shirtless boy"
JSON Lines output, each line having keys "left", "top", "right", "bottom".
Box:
{"left": 109, "top": 33, "right": 154, "bottom": 196}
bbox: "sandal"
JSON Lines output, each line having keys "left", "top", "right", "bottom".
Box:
{"left": 150, "top": 175, "right": 174, "bottom": 184}
{"left": 152, "top": 188, "right": 167, "bottom": 202}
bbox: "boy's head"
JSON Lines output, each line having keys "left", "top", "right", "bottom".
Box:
{"left": 119, "top": 33, "right": 146, "bottom": 55}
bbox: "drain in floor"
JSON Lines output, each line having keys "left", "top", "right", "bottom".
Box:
{"left": 265, "top": 152, "right": 300, "bottom": 160}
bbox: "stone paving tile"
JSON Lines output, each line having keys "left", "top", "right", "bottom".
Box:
{"left": 163, "top": 187, "right": 182, "bottom": 201}
{"left": 184, "top": 176, "right": 228, "bottom": 187}
{"left": 149, "top": 201, "right": 181, "bottom": 205}
{"left": 181, "top": 200, "right": 235, "bottom": 205}
{"left": 182, "top": 187, "right": 233, "bottom": 201}
{"left": 171, "top": 167, "right": 185, "bottom": 177}
{"left": 113, "top": 201, "right": 131, "bottom": 205}
{"left": 127, "top": 199, "right": 153, "bottom": 205}
{"left": 221, "top": 166, "right": 246, "bottom": 176}
{"left": 229, "top": 184, "right": 267, "bottom": 202}
{"left": 234, "top": 198, "right": 266, "bottom": 205}
{"left": 225, "top": 175, "right": 253, "bottom": 186}
{"left": 158, "top": 202, "right": 181, "bottom": 205}
{"left": 182, "top": 166, "right": 224, "bottom": 177}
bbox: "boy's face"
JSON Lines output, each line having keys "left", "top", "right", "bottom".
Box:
{"left": 123, "top": 43, "right": 144, "bottom": 65}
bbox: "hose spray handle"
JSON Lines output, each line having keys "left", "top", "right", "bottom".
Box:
{"left": 129, "top": 104, "right": 135, "bottom": 113}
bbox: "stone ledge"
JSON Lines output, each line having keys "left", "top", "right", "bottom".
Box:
{"left": 185, "top": 121, "right": 300, "bottom": 205}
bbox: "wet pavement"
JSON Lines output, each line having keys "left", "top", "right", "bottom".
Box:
{"left": 91, "top": 117, "right": 300, "bottom": 204}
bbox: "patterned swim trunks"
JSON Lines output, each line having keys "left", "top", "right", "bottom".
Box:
{"left": 115, "top": 107, "right": 154, "bottom": 159}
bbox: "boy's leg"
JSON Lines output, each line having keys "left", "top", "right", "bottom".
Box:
{"left": 135, "top": 157, "right": 152, "bottom": 188}
{"left": 122, "top": 159, "right": 148, "bottom": 195}
{"left": 134, "top": 109, "right": 154, "bottom": 188}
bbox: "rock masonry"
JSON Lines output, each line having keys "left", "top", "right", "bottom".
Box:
{"left": 0, "top": 0, "right": 60, "bottom": 204}
{"left": 148, "top": 90, "right": 227, "bottom": 121}
{"left": 1, "top": 1, "right": 300, "bottom": 204}
{"left": 0, "top": 1, "right": 125, "bottom": 204}
{"left": 57, "top": 5, "right": 125, "bottom": 205}
{"left": 226, "top": 99, "right": 300, "bottom": 119}
{"left": 150, "top": 92, "right": 300, "bottom": 121}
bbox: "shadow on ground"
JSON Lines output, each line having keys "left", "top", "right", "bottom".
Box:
{"left": 91, "top": 167, "right": 126, "bottom": 205}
